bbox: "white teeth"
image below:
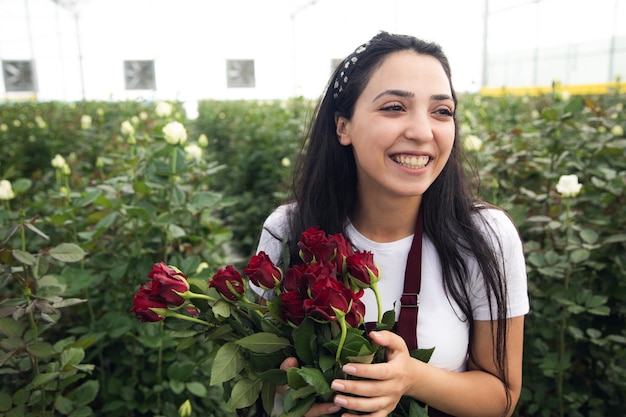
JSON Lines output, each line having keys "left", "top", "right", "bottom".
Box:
{"left": 392, "top": 155, "right": 429, "bottom": 169}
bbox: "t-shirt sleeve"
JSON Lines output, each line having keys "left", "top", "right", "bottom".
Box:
{"left": 471, "top": 209, "right": 530, "bottom": 320}
{"left": 249, "top": 205, "right": 290, "bottom": 299}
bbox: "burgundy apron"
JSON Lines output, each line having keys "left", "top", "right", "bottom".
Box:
{"left": 397, "top": 208, "right": 454, "bottom": 417}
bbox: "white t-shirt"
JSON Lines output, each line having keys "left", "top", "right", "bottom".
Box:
{"left": 253, "top": 204, "right": 529, "bottom": 372}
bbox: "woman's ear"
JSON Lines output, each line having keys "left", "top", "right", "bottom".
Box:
{"left": 335, "top": 115, "right": 352, "bottom": 146}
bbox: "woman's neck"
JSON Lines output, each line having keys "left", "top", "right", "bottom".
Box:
{"left": 350, "top": 195, "right": 421, "bottom": 243}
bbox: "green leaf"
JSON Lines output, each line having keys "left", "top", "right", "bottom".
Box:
{"left": 74, "top": 190, "right": 102, "bottom": 207}
{"left": 410, "top": 347, "right": 435, "bottom": 363}
{"left": 61, "top": 347, "right": 85, "bottom": 367}
{"left": 295, "top": 367, "right": 331, "bottom": 396}
{"left": 293, "top": 318, "right": 316, "bottom": 365}
{"left": 0, "top": 317, "right": 25, "bottom": 338}
{"left": 49, "top": 243, "right": 87, "bottom": 263}
{"left": 31, "top": 372, "right": 60, "bottom": 388}
{"left": 24, "top": 222, "right": 50, "bottom": 240}
{"left": 210, "top": 342, "right": 243, "bottom": 386}
{"left": 186, "top": 381, "right": 208, "bottom": 397}
{"left": 12, "top": 249, "right": 36, "bottom": 266}
{"left": 94, "top": 211, "right": 118, "bottom": 232}
{"left": 236, "top": 332, "right": 291, "bottom": 353}
{"left": 71, "top": 380, "right": 99, "bottom": 407}
{"left": 261, "top": 381, "right": 276, "bottom": 416}
{"left": 170, "top": 380, "right": 185, "bottom": 394}
{"left": 27, "top": 342, "right": 54, "bottom": 358}
{"left": 54, "top": 395, "right": 73, "bottom": 414}
{"left": 570, "top": 249, "right": 590, "bottom": 263}
{"left": 0, "top": 391, "right": 12, "bottom": 412}
{"left": 227, "top": 378, "right": 263, "bottom": 410}
{"left": 257, "top": 369, "right": 287, "bottom": 385}
{"left": 167, "top": 361, "right": 195, "bottom": 382}
{"left": 579, "top": 229, "right": 598, "bottom": 244}
{"left": 212, "top": 300, "right": 231, "bottom": 318}
{"left": 190, "top": 191, "right": 221, "bottom": 209}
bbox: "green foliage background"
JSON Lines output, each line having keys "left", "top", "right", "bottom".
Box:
{"left": 0, "top": 91, "right": 624, "bottom": 417}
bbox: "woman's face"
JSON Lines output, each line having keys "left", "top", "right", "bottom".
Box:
{"left": 336, "top": 51, "right": 455, "bottom": 204}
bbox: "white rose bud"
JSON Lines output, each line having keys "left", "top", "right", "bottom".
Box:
{"left": 281, "top": 157, "right": 291, "bottom": 167}
{"left": 155, "top": 101, "right": 173, "bottom": 118}
{"left": 611, "top": 125, "right": 623, "bottom": 137}
{"left": 184, "top": 143, "right": 202, "bottom": 162}
{"left": 81, "top": 115, "right": 92, "bottom": 130}
{"left": 163, "top": 121, "right": 188, "bottom": 145}
{"left": 463, "top": 135, "right": 483, "bottom": 151}
{"left": 51, "top": 154, "right": 68, "bottom": 170}
{"left": 35, "top": 116, "right": 47, "bottom": 129}
{"left": 556, "top": 174, "right": 582, "bottom": 197}
{"left": 121, "top": 120, "right": 135, "bottom": 136}
{"left": 198, "top": 134, "right": 209, "bottom": 147}
{"left": 0, "top": 179, "right": 16, "bottom": 200}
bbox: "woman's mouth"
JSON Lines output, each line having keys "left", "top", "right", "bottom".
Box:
{"left": 390, "top": 154, "right": 430, "bottom": 169}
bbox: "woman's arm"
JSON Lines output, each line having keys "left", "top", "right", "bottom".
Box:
{"left": 330, "top": 316, "right": 525, "bottom": 417}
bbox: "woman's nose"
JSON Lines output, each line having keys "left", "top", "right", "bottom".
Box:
{"left": 404, "top": 111, "right": 434, "bottom": 142}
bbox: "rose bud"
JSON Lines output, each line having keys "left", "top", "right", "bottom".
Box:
{"left": 148, "top": 262, "right": 190, "bottom": 306}
{"left": 344, "top": 288, "right": 366, "bottom": 328}
{"left": 209, "top": 265, "right": 245, "bottom": 301}
{"left": 243, "top": 251, "right": 282, "bottom": 290}
{"left": 130, "top": 283, "right": 167, "bottom": 322}
{"left": 298, "top": 226, "right": 335, "bottom": 263}
{"left": 346, "top": 251, "right": 380, "bottom": 289}
{"left": 329, "top": 233, "right": 354, "bottom": 275}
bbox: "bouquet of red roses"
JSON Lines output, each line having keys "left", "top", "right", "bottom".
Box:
{"left": 131, "top": 226, "right": 429, "bottom": 417}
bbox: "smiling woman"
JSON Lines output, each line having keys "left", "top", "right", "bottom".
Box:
{"left": 251, "top": 31, "right": 529, "bottom": 417}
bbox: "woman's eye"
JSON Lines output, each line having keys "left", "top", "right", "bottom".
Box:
{"left": 381, "top": 104, "right": 404, "bottom": 112}
{"left": 435, "top": 107, "right": 454, "bottom": 117}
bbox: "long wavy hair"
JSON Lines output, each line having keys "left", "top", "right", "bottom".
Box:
{"left": 284, "top": 32, "right": 512, "bottom": 415}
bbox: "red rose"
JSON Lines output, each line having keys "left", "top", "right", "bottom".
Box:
{"left": 304, "top": 276, "right": 351, "bottom": 323}
{"left": 209, "top": 265, "right": 245, "bottom": 301}
{"left": 298, "top": 226, "right": 336, "bottom": 263}
{"left": 346, "top": 251, "right": 380, "bottom": 289}
{"left": 279, "top": 291, "right": 306, "bottom": 326}
{"left": 344, "top": 289, "right": 366, "bottom": 328}
{"left": 329, "top": 233, "right": 354, "bottom": 275}
{"left": 282, "top": 261, "right": 336, "bottom": 296}
{"left": 148, "top": 262, "right": 189, "bottom": 306}
{"left": 243, "top": 251, "right": 282, "bottom": 290}
{"left": 130, "top": 283, "right": 167, "bottom": 322}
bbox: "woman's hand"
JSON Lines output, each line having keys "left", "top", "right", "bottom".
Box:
{"left": 330, "top": 331, "right": 415, "bottom": 417}
{"left": 279, "top": 357, "right": 342, "bottom": 417}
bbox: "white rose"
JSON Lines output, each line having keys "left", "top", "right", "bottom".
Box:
{"left": 463, "top": 135, "right": 483, "bottom": 151}
{"left": 281, "top": 157, "right": 291, "bottom": 167}
{"left": 51, "top": 154, "right": 68, "bottom": 169}
{"left": 184, "top": 143, "right": 202, "bottom": 162}
{"left": 163, "top": 121, "right": 188, "bottom": 145}
{"left": 121, "top": 120, "right": 135, "bottom": 136}
{"left": 556, "top": 174, "right": 582, "bottom": 197}
{"left": 611, "top": 124, "right": 623, "bottom": 137}
{"left": 0, "top": 179, "right": 15, "bottom": 200}
{"left": 81, "top": 115, "right": 92, "bottom": 130}
{"left": 155, "top": 101, "right": 173, "bottom": 118}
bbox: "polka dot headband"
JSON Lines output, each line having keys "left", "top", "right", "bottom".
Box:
{"left": 333, "top": 31, "right": 387, "bottom": 100}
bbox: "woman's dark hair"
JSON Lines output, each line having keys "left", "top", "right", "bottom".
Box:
{"left": 285, "top": 32, "right": 512, "bottom": 415}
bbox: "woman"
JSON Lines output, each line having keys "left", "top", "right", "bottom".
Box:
{"left": 254, "top": 32, "right": 529, "bottom": 417}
